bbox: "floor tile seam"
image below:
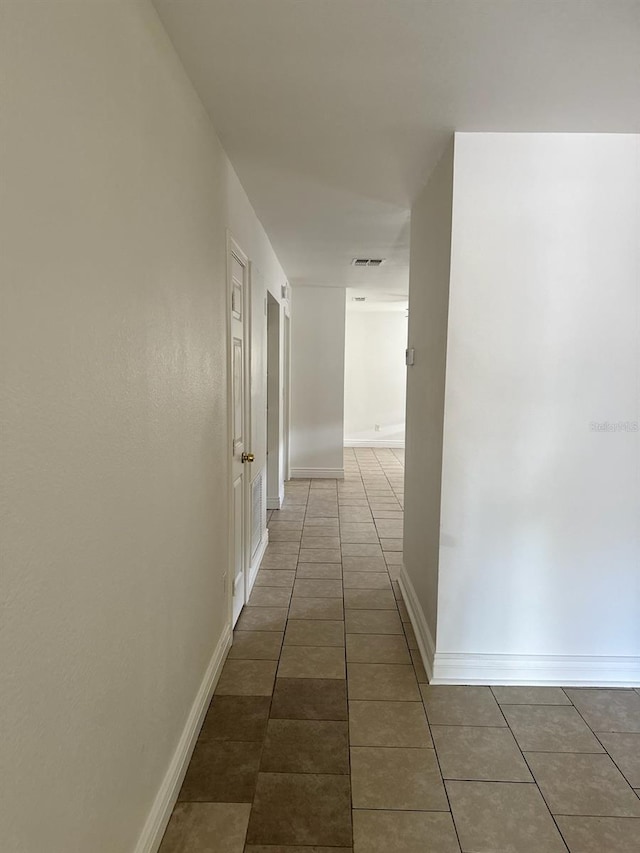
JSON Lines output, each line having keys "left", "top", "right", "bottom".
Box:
{"left": 515, "top": 742, "right": 573, "bottom": 850}
{"left": 565, "top": 699, "right": 640, "bottom": 793}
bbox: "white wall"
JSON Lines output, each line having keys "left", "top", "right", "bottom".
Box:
{"left": 436, "top": 133, "right": 640, "bottom": 684}
{"left": 405, "top": 132, "right": 640, "bottom": 686}
{"left": 0, "top": 2, "right": 287, "bottom": 851}
{"left": 344, "top": 309, "right": 408, "bottom": 446}
{"left": 290, "top": 286, "right": 346, "bottom": 477}
{"left": 401, "top": 143, "right": 454, "bottom": 669}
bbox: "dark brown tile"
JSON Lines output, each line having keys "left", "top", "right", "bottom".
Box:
{"left": 270, "top": 677, "right": 348, "bottom": 720}
{"left": 159, "top": 802, "right": 251, "bottom": 852}
{"left": 246, "top": 772, "right": 352, "bottom": 847}
{"left": 199, "top": 695, "right": 271, "bottom": 743}
{"left": 261, "top": 719, "right": 349, "bottom": 774}
{"left": 178, "top": 739, "right": 261, "bottom": 802}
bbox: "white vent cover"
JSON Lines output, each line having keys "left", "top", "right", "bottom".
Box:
{"left": 352, "top": 297, "right": 366, "bottom": 302}
{"left": 351, "top": 258, "right": 385, "bottom": 267}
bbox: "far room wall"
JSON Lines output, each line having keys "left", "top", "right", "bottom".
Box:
{"left": 344, "top": 307, "right": 408, "bottom": 447}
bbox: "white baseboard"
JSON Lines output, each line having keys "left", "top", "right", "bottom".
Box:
{"left": 248, "top": 530, "right": 269, "bottom": 597}
{"left": 344, "top": 439, "right": 405, "bottom": 448}
{"left": 290, "top": 467, "right": 345, "bottom": 479}
{"left": 134, "top": 625, "right": 233, "bottom": 853}
{"left": 397, "top": 563, "right": 436, "bottom": 682}
{"left": 267, "top": 496, "right": 282, "bottom": 510}
{"left": 432, "top": 652, "right": 640, "bottom": 687}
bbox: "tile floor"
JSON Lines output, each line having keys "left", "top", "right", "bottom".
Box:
{"left": 160, "top": 447, "right": 640, "bottom": 852}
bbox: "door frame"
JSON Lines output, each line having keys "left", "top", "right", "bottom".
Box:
{"left": 226, "top": 231, "right": 252, "bottom": 627}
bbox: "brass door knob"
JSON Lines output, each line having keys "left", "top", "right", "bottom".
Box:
{"left": 241, "top": 452, "right": 255, "bottom": 463}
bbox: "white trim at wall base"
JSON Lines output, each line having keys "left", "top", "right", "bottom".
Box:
{"left": 290, "top": 468, "right": 345, "bottom": 479}
{"left": 247, "top": 530, "right": 269, "bottom": 598}
{"left": 397, "top": 564, "right": 436, "bottom": 683}
{"left": 134, "top": 624, "right": 233, "bottom": 853}
{"left": 344, "top": 439, "right": 405, "bottom": 448}
{"left": 267, "top": 496, "right": 282, "bottom": 510}
{"left": 431, "top": 653, "right": 640, "bottom": 687}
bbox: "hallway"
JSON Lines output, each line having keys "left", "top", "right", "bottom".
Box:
{"left": 160, "top": 448, "right": 640, "bottom": 853}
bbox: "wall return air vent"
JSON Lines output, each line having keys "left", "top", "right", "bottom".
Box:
{"left": 351, "top": 258, "right": 386, "bottom": 267}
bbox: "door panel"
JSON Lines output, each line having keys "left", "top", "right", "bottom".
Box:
{"left": 229, "top": 237, "right": 250, "bottom": 626}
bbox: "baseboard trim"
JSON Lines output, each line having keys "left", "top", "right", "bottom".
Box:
{"left": 134, "top": 624, "right": 233, "bottom": 853}
{"left": 290, "top": 467, "right": 345, "bottom": 479}
{"left": 248, "top": 530, "right": 269, "bottom": 597}
{"left": 267, "top": 496, "right": 282, "bottom": 510}
{"left": 344, "top": 439, "right": 405, "bottom": 448}
{"left": 431, "top": 652, "right": 640, "bottom": 687}
{"left": 397, "top": 563, "right": 436, "bottom": 683}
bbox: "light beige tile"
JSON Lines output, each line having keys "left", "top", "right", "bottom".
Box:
{"left": 346, "top": 609, "right": 403, "bottom": 635}
{"left": 346, "top": 633, "right": 411, "bottom": 664}
{"left": 380, "top": 538, "right": 403, "bottom": 552}
{"left": 216, "top": 659, "right": 277, "bottom": 696}
{"left": 260, "top": 554, "right": 298, "bottom": 571}
{"left": 298, "top": 548, "right": 342, "bottom": 563}
{"left": 565, "top": 689, "right": 640, "bottom": 733}
{"left": 248, "top": 586, "right": 292, "bottom": 608}
{"left": 421, "top": 685, "right": 507, "bottom": 727}
{"left": 342, "top": 556, "right": 387, "bottom": 572}
{"left": 597, "top": 732, "right": 640, "bottom": 787}
{"left": 351, "top": 746, "right": 448, "bottom": 810}
{"left": 265, "top": 541, "right": 300, "bottom": 555}
{"left": 344, "top": 588, "right": 397, "bottom": 610}
{"left": 236, "top": 607, "right": 288, "bottom": 632}
{"left": 343, "top": 572, "right": 390, "bottom": 589}
{"left": 301, "top": 536, "right": 341, "bottom": 549}
{"left": 556, "top": 815, "right": 640, "bottom": 853}
{"left": 447, "top": 780, "right": 566, "bottom": 852}
{"left": 268, "top": 528, "right": 303, "bottom": 542}
{"left": 503, "top": 705, "right": 605, "bottom": 753}
{"left": 348, "top": 663, "right": 420, "bottom": 701}
{"left": 353, "top": 810, "right": 459, "bottom": 853}
{"left": 278, "top": 645, "right": 346, "bottom": 679}
{"left": 526, "top": 751, "right": 640, "bottom": 816}
{"left": 284, "top": 619, "right": 345, "bottom": 648}
{"left": 433, "top": 725, "right": 533, "bottom": 782}
{"left": 341, "top": 543, "right": 383, "bottom": 557}
{"left": 384, "top": 552, "right": 404, "bottom": 566}
{"left": 288, "top": 597, "right": 344, "bottom": 620}
{"left": 303, "top": 517, "right": 339, "bottom": 529}
{"left": 302, "top": 525, "right": 340, "bottom": 538}
{"left": 159, "top": 802, "right": 252, "bottom": 853}
{"left": 255, "top": 571, "right": 295, "bottom": 588}
{"left": 350, "top": 700, "right": 433, "bottom": 748}
{"left": 228, "top": 631, "right": 283, "bottom": 660}
{"left": 387, "top": 562, "right": 402, "bottom": 580}
{"left": 340, "top": 525, "right": 379, "bottom": 544}
{"left": 296, "top": 563, "right": 342, "bottom": 579}
{"left": 293, "top": 578, "right": 343, "bottom": 598}
{"left": 492, "top": 686, "right": 570, "bottom": 705}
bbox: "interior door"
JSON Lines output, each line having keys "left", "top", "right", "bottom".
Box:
{"left": 229, "top": 236, "right": 252, "bottom": 626}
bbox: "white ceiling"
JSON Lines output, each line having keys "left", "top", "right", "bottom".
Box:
{"left": 154, "top": 0, "right": 640, "bottom": 296}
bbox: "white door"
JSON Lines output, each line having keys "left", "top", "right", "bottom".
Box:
{"left": 228, "top": 236, "right": 252, "bottom": 626}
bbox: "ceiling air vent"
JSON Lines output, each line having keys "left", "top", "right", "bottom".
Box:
{"left": 352, "top": 297, "right": 366, "bottom": 302}
{"left": 351, "top": 258, "right": 386, "bottom": 267}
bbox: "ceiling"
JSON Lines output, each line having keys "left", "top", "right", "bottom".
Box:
{"left": 153, "top": 0, "right": 640, "bottom": 296}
